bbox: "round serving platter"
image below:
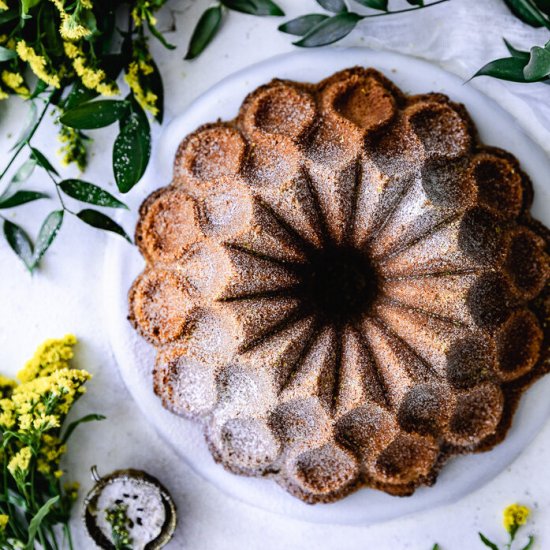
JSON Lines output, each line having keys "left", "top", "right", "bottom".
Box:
{"left": 103, "top": 48, "right": 550, "bottom": 525}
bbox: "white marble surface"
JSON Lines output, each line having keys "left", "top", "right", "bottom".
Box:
{"left": 1, "top": 0, "right": 549, "bottom": 548}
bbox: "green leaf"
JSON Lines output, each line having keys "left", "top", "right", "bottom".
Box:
{"left": 0, "top": 45, "right": 16, "bottom": 62}
{"left": 279, "top": 14, "right": 330, "bottom": 35}
{"left": 478, "top": 533, "right": 499, "bottom": 550}
{"left": 64, "top": 81, "right": 99, "bottom": 110}
{"left": 147, "top": 58, "right": 164, "bottom": 124}
{"left": 77, "top": 209, "right": 132, "bottom": 242}
{"left": 21, "top": 0, "right": 42, "bottom": 17}
{"left": 59, "top": 179, "right": 128, "bottom": 209}
{"left": 3, "top": 220, "right": 33, "bottom": 270}
{"left": 61, "top": 413, "right": 106, "bottom": 443}
{"left": 147, "top": 19, "right": 176, "bottom": 49}
{"left": 524, "top": 45, "right": 550, "bottom": 79}
{"left": 293, "top": 12, "right": 362, "bottom": 47}
{"left": 406, "top": 0, "right": 424, "bottom": 5}
{"left": 0, "top": 10, "right": 19, "bottom": 24}
{"left": 503, "top": 0, "right": 550, "bottom": 28}
{"left": 316, "top": 0, "right": 347, "bottom": 13}
{"left": 31, "top": 210, "right": 64, "bottom": 268}
{"left": 472, "top": 56, "right": 531, "bottom": 82}
{"left": 431, "top": 545, "right": 440, "bottom": 550}
{"left": 24, "top": 495, "right": 60, "bottom": 550}
{"left": 30, "top": 147, "right": 59, "bottom": 176}
{"left": 185, "top": 5, "right": 224, "bottom": 60}
{"left": 113, "top": 102, "right": 151, "bottom": 193}
{"left": 11, "top": 101, "right": 37, "bottom": 151}
{"left": 504, "top": 38, "right": 530, "bottom": 60}
{"left": 221, "top": 0, "right": 285, "bottom": 16}
{"left": 60, "top": 100, "right": 129, "bottom": 129}
{"left": 353, "top": 0, "right": 388, "bottom": 10}
{"left": 0, "top": 158, "right": 37, "bottom": 201}
{"left": 535, "top": 0, "right": 550, "bottom": 15}
{"left": 0, "top": 190, "right": 49, "bottom": 209}
{"left": 520, "top": 535, "right": 535, "bottom": 550}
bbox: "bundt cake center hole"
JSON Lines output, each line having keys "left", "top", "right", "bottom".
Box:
{"left": 301, "top": 247, "right": 378, "bottom": 324}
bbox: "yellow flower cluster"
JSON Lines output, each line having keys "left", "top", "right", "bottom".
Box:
{"left": 503, "top": 503, "right": 530, "bottom": 533}
{"left": 131, "top": 0, "right": 157, "bottom": 27}
{"left": 0, "top": 0, "right": 7, "bottom": 11}
{"left": 16, "top": 40, "right": 60, "bottom": 89}
{"left": 1, "top": 71, "right": 30, "bottom": 97}
{"left": 58, "top": 124, "right": 88, "bottom": 170}
{"left": 124, "top": 60, "right": 158, "bottom": 116}
{"left": 64, "top": 42, "right": 119, "bottom": 96}
{"left": 0, "top": 335, "right": 91, "bottom": 483}
{"left": 49, "top": 0, "right": 92, "bottom": 41}
{"left": 0, "top": 514, "right": 8, "bottom": 532}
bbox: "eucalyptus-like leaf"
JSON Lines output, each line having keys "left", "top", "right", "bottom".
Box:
{"left": 221, "top": 0, "right": 285, "bottom": 16}
{"left": 113, "top": 102, "right": 151, "bottom": 193}
{"left": 32, "top": 210, "right": 64, "bottom": 268}
{"left": 0, "top": 190, "right": 49, "bottom": 209}
{"left": 185, "top": 5, "right": 224, "bottom": 60}
{"left": 279, "top": 14, "right": 330, "bottom": 35}
{"left": 472, "top": 56, "right": 530, "bottom": 82}
{"left": 60, "top": 100, "right": 130, "bottom": 129}
{"left": 3, "top": 220, "right": 33, "bottom": 270}
{"left": 353, "top": 0, "right": 388, "bottom": 10}
{"left": 59, "top": 179, "right": 128, "bottom": 209}
{"left": 147, "top": 19, "right": 177, "bottom": 49}
{"left": 503, "top": 0, "right": 550, "bottom": 28}
{"left": 478, "top": 533, "right": 499, "bottom": 550}
{"left": 61, "top": 413, "right": 106, "bottom": 443}
{"left": 0, "top": 158, "right": 37, "bottom": 201}
{"left": 24, "top": 496, "right": 60, "bottom": 550}
{"left": 504, "top": 38, "right": 530, "bottom": 60}
{"left": 316, "top": 0, "right": 347, "bottom": 13}
{"left": 11, "top": 102, "right": 37, "bottom": 151}
{"left": 31, "top": 147, "right": 59, "bottom": 176}
{"left": 293, "top": 12, "right": 362, "bottom": 47}
{"left": 524, "top": 45, "right": 550, "bottom": 79}
{"left": 0, "top": 45, "right": 16, "bottom": 62}
{"left": 77, "top": 209, "right": 132, "bottom": 242}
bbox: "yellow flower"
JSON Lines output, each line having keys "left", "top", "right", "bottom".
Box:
{"left": 0, "top": 88, "right": 8, "bottom": 101}
{"left": 72, "top": 56, "right": 119, "bottom": 96}
{"left": 1, "top": 70, "right": 30, "bottom": 97}
{"left": 18, "top": 334, "right": 76, "bottom": 383}
{"left": 0, "top": 514, "right": 8, "bottom": 531}
{"left": 54, "top": 469, "right": 64, "bottom": 479}
{"left": 63, "top": 41, "right": 81, "bottom": 59}
{"left": 60, "top": 15, "right": 92, "bottom": 41}
{"left": 0, "top": 0, "right": 7, "bottom": 10}
{"left": 8, "top": 447, "right": 33, "bottom": 479}
{"left": 0, "top": 374, "right": 16, "bottom": 398}
{"left": 125, "top": 61, "right": 158, "bottom": 116}
{"left": 16, "top": 40, "right": 60, "bottom": 89}
{"left": 503, "top": 504, "right": 530, "bottom": 533}
{"left": 63, "top": 481, "right": 79, "bottom": 501}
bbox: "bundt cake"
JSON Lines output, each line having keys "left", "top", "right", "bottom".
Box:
{"left": 128, "top": 67, "right": 550, "bottom": 504}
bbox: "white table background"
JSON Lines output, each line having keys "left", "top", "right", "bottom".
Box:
{"left": 1, "top": 0, "right": 549, "bottom": 548}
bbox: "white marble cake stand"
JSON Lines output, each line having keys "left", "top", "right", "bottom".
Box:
{"left": 103, "top": 48, "right": 550, "bottom": 525}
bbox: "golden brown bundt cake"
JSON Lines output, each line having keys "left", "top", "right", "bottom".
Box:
{"left": 128, "top": 67, "right": 550, "bottom": 504}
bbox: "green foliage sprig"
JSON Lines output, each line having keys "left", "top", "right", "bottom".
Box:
{"left": 277, "top": 0, "right": 449, "bottom": 48}
{"left": 474, "top": 0, "right": 550, "bottom": 83}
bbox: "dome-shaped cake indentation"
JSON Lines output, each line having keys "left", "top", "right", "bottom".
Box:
{"left": 468, "top": 152, "right": 523, "bottom": 220}
{"left": 153, "top": 350, "right": 218, "bottom": 417}
{"left": 503, "top": 227, "right": 549, "bottom": 301}
{"left": 496, "top": 309, "right": 543, "bottom": 381}
{"left": 447, "top": 383, "right": 504, "bottom": 446}
{"left": 129, "top": 269, "right": 194, "bottom": 344}
{"left": 240, "top": 82, "right": 316, "bottom": 141}
{"left": 324, "top": 72, "right": 397, "bottom": 133}
{"left": 381, "top": 273, "right": 480, "bottom": 326}
{"left": 397, "top": 384, "right": 453, "bottom": 436}
{"left": 271, "top": 398, "right": 331, "bottom": 448}
{"left": 373, "top": 433, "right": 438, "bottom": 488}
{"left": 136, "top": 188, "right": 201, "bottom": 264}
{"left": 404, "top": 99, "right": 472, "bottom": 160}
{"left": 212, "top": 417, "right": 280, "bottom": 474}
{"left": 174, "top": 125, "right": 246, "bottom": 186}
{"left": 445, "top": 336, "right": 497, "bottom": 389}
{"left": 289, "top": 443, "right": 360, "bottom": 500}
{"left": 130, "top": 67, "right": 550, "bottom": 503}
